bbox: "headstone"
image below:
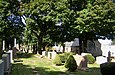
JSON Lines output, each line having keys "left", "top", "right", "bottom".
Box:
{"left": 87, "top": 40, "right": 102, "bottom": 56}
{"left": 48, "top": 51, "right": 56, "bottom": 59}
{"left": 96, "top": 56, "right": 107, "bottom": 64}
{"left": 98, "top": 38, "right": 112, "bottom": 57}
{"left": 52, "top": 51, "right": 56, "bottom": 59}
{"left": 48, "top": 52, "right": 52, "bottom": 59}
{"left": 7, "top": 50, "right": 13, "bottom": 63}
{"left": 12, "top": 47, "right": 18, "bottom": 59}
{"left": 0, "top": 60, "right": 4, "bottom": 75}
{"left": 2, "top": 54, "right": 10, "bottom": 72}
{"left": 74, "top": 54, "right": 88, "bottom": 71}
{"left": 42, "top": 51, "right": 46, "bottom": 56}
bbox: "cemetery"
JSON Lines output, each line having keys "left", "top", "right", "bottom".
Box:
{"left": 0, "top": 0, "right": 115, "bottom": 75}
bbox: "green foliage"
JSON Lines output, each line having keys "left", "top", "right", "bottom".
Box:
{"left": 59, "top": 53, "right": 65, "bottom": 63}
{"left": 64, "top": 52, "right": 75, "bottom": 60}
{"left": 65, "top": 55, "right": 77, "bottom": 71}
{"left": 86, "top": 54, "right": 95, "bottom": 64}
{"left": 75, "top": 0, "right": 115, "bottom": 39}
{"left": 100, "top": 62, "right": 115, "bottom": 75}
{"left": 53, "top": 54, "right": 62, "bottom": 65}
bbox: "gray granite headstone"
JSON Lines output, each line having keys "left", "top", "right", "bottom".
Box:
{"left": 2, "top": 54, "right": 10, "bottom": 72}
{"left": 0, "top": 60, "right": 4, "bottom": 75}
{"left": 74, "top": 54, "right": 88, "bottom": 71}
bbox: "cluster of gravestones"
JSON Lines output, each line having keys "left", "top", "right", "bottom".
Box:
{"left": 42, "top": 51, "right": 57, "bottom": 59}
{"left": 42, "top": 51, "right": 89, "bottom": 71}
{"left": 0, "top": 50, "right": 13, "bottom": 75}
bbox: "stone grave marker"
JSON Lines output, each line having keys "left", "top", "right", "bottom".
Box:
{"left": 7, "top": 50, "right": 13, "bottom": 63}
{"left": 42, "top": 51, "right": 46, "bottom": 56}
{"left": 2, "top": 54, "right": 10, "bottom": 74}
{"left": 12, "top": 47, "right": 19, "bottom": 59}
{"left": 48, "top": 51, "right": 56, "bottom": 59}
{"left": 0, "top": 60, "right": 4, "bottom": 75}
{"left": 96, "top": 56, "right": 107, "bottom": 64}
{"left": 74, "top": 54, "right": 88, "bottom": 71}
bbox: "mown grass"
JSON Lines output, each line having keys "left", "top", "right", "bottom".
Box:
{"left": 11, "top": 53, "right": 101, "bottom": 75}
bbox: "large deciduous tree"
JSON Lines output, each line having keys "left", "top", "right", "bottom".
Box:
{"left": 74, "top": 0, "right": 115, "bottom": 53}
{"left": 23, "top": 0, "right": 75, "bottom": 54}
{"left": 0, "top": 0, "right": 25, "bottom": 58}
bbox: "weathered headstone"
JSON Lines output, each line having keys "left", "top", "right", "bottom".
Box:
{"left": 42, "top": 51, "right": 46, "bottom": 56}
{"left": 52, "top": 51, "right": 56, "bottom": 59}
{"left": 74, "top": 54, "right": 88, "bottom": 71}
{"left": 48, "top": 51, "right": 56, "bottom": 59}
{"left": 87, "top": 40, "right": 102, "bottom": 56}
{"left": 0, "top": 60, "right": 4, "bottom": 75}
{"left": 12, "top": 47, "right": 18, "bottom": 59}
{"left": 2, "top": 54, "right": 10, "bottom": 73}
{"left": 48, "top": 52, "right": 52, "bottom": 59}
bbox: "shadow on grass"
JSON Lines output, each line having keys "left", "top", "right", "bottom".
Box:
{"left": 11, "top": 63, "right": 35, "bottom": 75}
{"left": 17, "top": 53, "right": 35, "bottom": 58}
{"left": 11, "top": 63, "right": 102, "bottom": 75}
{"left": 33, "top": 66, "right": 102, "bottom": 75}
{"left": 87, "top": 67, "right": 101, "bottom": 75}
{"left": 11, "top": 63, "right": 66, "bottom": 75}
{"left": 33, "top": 66, "right": 66, "bottom": 75}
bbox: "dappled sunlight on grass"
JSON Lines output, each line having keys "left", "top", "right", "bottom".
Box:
{"left": 12, "top": 53, "right": 101, "bottom": 75}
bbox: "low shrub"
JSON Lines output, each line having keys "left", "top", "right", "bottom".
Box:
{"left": 65, "top": 54, "right": 77, "bottom": 71}
{"left": 100, "top": 62, "right": 115, "bottom": 75}
{"left": 86, "top": 54, "right": 95, "bottom": 64}
{"left": 53, "top": 54, "right": 62, "bottom": 66}
{"left": 64, "top": 52, "right": 74, "bottom": 61}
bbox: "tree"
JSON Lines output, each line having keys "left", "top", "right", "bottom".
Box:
{"left": 22, "top": 0, "right": 76, "bottom": 54}
{"left": 74, "top": 0, "right": 115, "bottom": 53}
{"left": 0, "top": 0, "right": 25, "bottom": 51}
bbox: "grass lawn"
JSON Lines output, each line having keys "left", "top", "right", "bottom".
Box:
{"left": 11, "top": 53, "right": 102, "bottom": 75}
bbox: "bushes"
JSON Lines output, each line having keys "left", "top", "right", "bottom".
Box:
{"left": 86, "top": 54, "right": 95, "bottom": 64}
{"left": 53, "top": 54, "right": 62, "bottom": 65}
{"left": 100, "top": 62, "right": 115, "bottom": 75}
{"left": 59, "top": 54, "right": 65, "bottom": 63}
{"left": 65, "top": 54, "right": 77, "bottom": 71}
{"left": 59, "top": 52, "right": 74, "bottom": 63}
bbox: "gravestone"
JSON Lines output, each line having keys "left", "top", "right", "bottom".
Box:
{"left": 42, "top": 51, "right": 46, "bottom": 56}
{"left": 52, "top": 51, "right": 56, "bottom": 59}
{"left": 48, "top": 51, "right": 56, "bottom": 59}
{"left": 0, "top": 60, "right": 4, "bottom": 75}
{"left": 87, "top": 40, "right": 102, "bottom": 56}
{"left": 2, "top": 54, "right": 10, "bottom": 73}
{"left": 98, "top": 38, "right": 112, "bottom": 57}
{"left": 74, "top": 54, "right": 88, "bottom": 71}
{"left": 12, "top": 47, "right": 18, "bottom": 59}
{"left": 7, "top": 50, "right": 13, "bottom": 63}
{"left": 96, "top": 56, "right": 107, "bottom": 64}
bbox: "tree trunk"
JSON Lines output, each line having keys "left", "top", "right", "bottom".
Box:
{"left": 79, "top": 38, "right": 83, "bottom": 55}
{"left": 38, "top": 42, "right": 42, "bottom": 54}
{"left": 33, "top": 44, "right": 36, "bottom": 54}
{"left": 43, "top": 45, "right": 46, "bottom": 51}
{"left": 83, "top": 39, "right": 87, "bottom": 53}
{"left": 37, "top": 38, "right": 43, "bottom": 55}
